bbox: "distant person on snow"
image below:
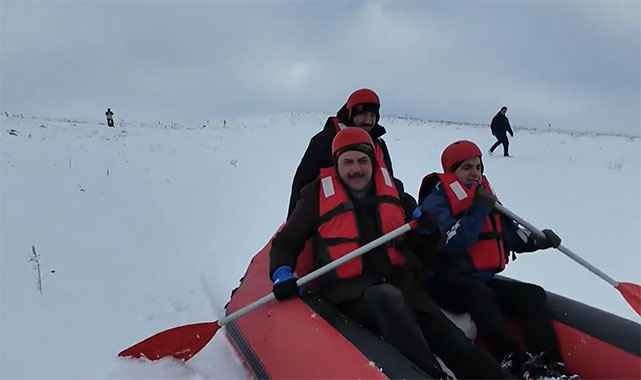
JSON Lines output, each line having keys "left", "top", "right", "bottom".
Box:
{"left": 286, "top": 88, "right": 395, "bottom": 219}
{"left": 489, "top": 106, "right": 513, "bottom": 157}
{"left": 270, "top": 128, "right": 514, "bottom": 380}
{"left": 105, "top": 108, "right": 114, "bottom": 127}
{"left": 416, "top": 140, "right": 577, "bottom": 379}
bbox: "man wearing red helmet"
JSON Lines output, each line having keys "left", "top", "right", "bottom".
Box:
{"left": 270, "top": 129, "right": 514, "bottom": 380}
{"left": 416, "top": 140, "right": 576, "bottom": 379}
{"left": 286, "top": 88, "right": 395, "bottom": 218}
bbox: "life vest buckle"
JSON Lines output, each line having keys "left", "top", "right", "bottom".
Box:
{"left": 342, "top": 201, "right": 354, "bottom": 211}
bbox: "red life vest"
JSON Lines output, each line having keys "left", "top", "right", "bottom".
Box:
{"left": 314, "top": 165, "right": 406, "bottom": 279}
{"left": 435, "top": 173, "right": 507, "bottom": 273}
{"left": 330, "top": 118, "right": 388, "bottom": 171}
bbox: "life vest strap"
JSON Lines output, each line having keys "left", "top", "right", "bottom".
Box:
{"left": 355, "top": 195, "right": 403, "bottom": 209}
{"left": 318, "top": 236, "right": 360, "bottom": 246}
{"left": 319, "top": 202, "right": 353, "bottom": 225}
{"left": 478, "top": 232, "right": 502, "bottom": 241}
{"left": 319, "top": 195, "right": 403, "bottom": 225}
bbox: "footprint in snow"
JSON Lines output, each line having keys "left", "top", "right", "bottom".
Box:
{"left": 170, "top": 302, "right": 190, "bottom": 312}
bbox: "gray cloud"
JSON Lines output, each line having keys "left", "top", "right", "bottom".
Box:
{"left": 1, "top": 1, "right": 639, "bottom": 135}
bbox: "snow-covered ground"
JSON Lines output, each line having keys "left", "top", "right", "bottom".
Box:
{"left": 1, "top": 112, "right": 639, "bottom": 379}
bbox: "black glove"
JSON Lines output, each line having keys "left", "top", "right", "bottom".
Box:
{"left": 540, "top": 229, "right": 562, "bottom": 249}
{"left": 412, "top": 206, "right": 440, "bottom": 232}
{"left": 474, "top": 185, "right": 496, "bottom": 210}
{"left": 272, "top": 266, "right": 299, "bottom": 301}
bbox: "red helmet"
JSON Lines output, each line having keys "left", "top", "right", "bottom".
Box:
{"left": 346, "top": 89, "right": 380, "bottom": 123}
{"left": 332, "top": 127, "right": 375, "bottom": 163}
{"left": 441, "top": 140, "right": 482, "bottom": 173}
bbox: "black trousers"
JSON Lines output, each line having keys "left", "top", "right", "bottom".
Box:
{"left": 428, "top": 275, "right": 562, "bottom": 364}
{"left": 490, "top": 134, "right": 510, "bottom": 156}
{"left": 340, "top": 284, "right": 513, "bottom": 379}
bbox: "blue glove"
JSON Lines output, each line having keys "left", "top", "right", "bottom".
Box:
{"left": 413, "top": 206, "right": 439, "bottom": 233}
{"left": 272, "top": 266, "right": 299, "bottom": 301}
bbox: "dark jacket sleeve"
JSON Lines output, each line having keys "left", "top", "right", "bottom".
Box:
{"left": 395, "top": 179, "right": 420, "bottom": 224}
{"left": 287, "top": 132, "right": 334, "bottom": 218}
{"left": 502, "top": 217, "right": 542, "bottom": 253}
{"left": 422, "top": 184, "right": 491, "bottom": 258}
{"left": 271, "top": 182, "right": 320, "bottom": 278}
{"left": 505, "top": 117, "right": 513, "bottom": 136}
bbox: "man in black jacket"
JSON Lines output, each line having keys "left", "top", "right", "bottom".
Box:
{"left": 271, "top": 128, "right": 514, "bottom": 380}
{"left": 287, "top": 88, "right": 394, "bottom": 218}
{"left": 489, "top": 106, "right": 514, "bottom": 157}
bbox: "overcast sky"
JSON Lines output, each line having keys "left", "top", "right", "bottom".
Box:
{"left": 1, "top": 1, "right": 639, "bottom": 135}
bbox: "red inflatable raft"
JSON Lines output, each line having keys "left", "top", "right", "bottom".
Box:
{"left": 225, "top": 238, "right": 641, "bottom": 379}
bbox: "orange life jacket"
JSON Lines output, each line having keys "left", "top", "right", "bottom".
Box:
{"left": 314, "top": 165, "right": 406, "bottom": 279}
{"left": 436, "top": 173, "right": 508, "bottom": 273}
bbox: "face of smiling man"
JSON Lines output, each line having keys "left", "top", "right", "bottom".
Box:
{"left": 454, "top": 156, "right": 483, "bottom": 186}
{"left": 352, "top": 111, "right": 377, "bottom": 133}
{"left": 336, "top": 150, "right": 373, "bottom": 192}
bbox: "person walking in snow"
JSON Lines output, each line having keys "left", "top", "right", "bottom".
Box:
{"left": 271, "top": 128, "right": 515, "bottom": 380}
{"left": 105, "top": 108, "right": 114, "bottom": 127}
{"left": 286, "top": 88, "right": 395, "bottom": 219}
{"left": 489, "top": 106, "right": 513, "bottom": 157}
{"left": 415, "top": 140, "right": 577, "bottom": 379}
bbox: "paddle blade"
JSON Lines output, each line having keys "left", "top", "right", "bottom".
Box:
{"left": 616, "top": 282, "right": 641, "bottom": 316}
{"left": 118, "top": 321, "right": 220, "bottom": 361}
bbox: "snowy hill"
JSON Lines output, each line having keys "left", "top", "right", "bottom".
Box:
{"left": 1, "top": 112, "right": 639, "bottom": 379}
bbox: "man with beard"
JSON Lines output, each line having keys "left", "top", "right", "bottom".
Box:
{"left": 287, "top": 88, "right": 395, "bottom": 218}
